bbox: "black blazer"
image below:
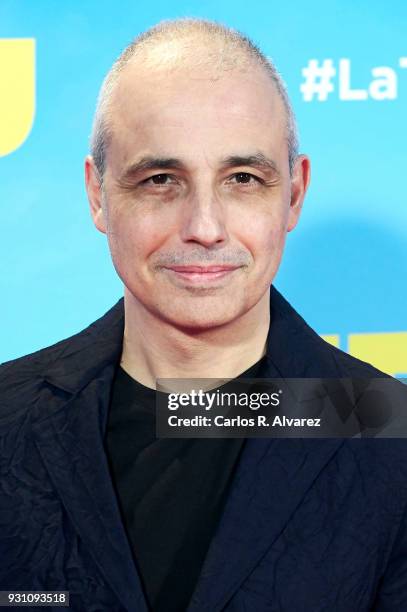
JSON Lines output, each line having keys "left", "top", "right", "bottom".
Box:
{"left": 1, "top": 286, "right": 407, "bottom": 611}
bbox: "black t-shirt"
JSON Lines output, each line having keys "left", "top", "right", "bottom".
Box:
{"left": 105, "top": 356, "right": 266, "bottom": 612}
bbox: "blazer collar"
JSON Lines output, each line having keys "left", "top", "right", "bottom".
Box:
{"left": 40, "top": 296, "right": 125, "bottom": 395}
{"left": 41, "top": 284, "right": 344, "bottom": 396}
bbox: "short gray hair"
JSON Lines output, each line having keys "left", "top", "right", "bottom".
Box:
{"left": 90, "top": 18, "right": 299, "bottom": 181}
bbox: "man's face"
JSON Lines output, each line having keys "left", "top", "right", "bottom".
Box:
{"left": 86, "top": 61, "right": 310, "bottom": 331}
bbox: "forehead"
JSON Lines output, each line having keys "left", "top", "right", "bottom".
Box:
{"left": 106, "top": 61, "right": 287, "bottom": 173}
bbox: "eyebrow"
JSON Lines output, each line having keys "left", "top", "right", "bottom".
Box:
{"left": 119, "top": 151, "right": 280, "bottom": 183}
{"left": 119, "top": 157, "right": 185, "bottom": 182}
{"left": 220, "top": 153, "right": 280, "bottom": 175}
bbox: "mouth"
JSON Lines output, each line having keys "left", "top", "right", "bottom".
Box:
{"left": 162, "top": 265, "right": 242, "bottom": 283}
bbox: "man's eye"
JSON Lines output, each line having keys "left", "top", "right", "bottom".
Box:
{"left": 145, "top": 174, "right": 174, "bottom": 185}
{"left": 231, "top": 172, "right": 261, "bottom": 184}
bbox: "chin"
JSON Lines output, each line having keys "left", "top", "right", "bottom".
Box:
{"left": 157, "top": 302, "right": 244, "bottom": 333}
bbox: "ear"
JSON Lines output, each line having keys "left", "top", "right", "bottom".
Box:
{"left": 287, "top": 154, "right": 311, "bottom": 232}
{"left": 84, "top": 155, "right": 107, "bottom": 234}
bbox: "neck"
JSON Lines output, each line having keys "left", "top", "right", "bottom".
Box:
{"left": 120, "top": 288, "right": 271, "bottom": 389}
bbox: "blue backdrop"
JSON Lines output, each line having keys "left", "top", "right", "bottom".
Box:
{"left": 1, "top": 1, "right": 406, "bottom": 375}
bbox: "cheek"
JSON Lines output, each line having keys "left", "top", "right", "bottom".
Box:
{"left": 106, "top": 209, "right": 176, "bottom": 270}
{"left": 232, "top": 209, "right": 287, "bottom": 262}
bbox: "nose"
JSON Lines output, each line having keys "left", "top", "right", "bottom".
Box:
{"left": 179, "top": 184, "right": 228, "bottom": 248}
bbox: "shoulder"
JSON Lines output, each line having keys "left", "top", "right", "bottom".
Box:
{"left": 320, "top": 343, "right": 407, "bottom": 465}
{"left": 0, "top": 311, "right": 101, "bottom": 377}
{"left": 318, "top": 336, "right": 389, "bottom": 378}
{"left": 270, "top": 286, "right": 391, "bottom": 379}
{"left": 297, "top": 303, "right": 388, "bottom": 378}
{"left": 0, "top": 299, "right": 124, "bottom": 421}
{"left": 0, "top": 334, "right": 78, "bottom": 423}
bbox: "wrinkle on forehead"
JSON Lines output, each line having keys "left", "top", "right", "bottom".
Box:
{"left": 111, "top": 59, "right": 282, "bottom": 127}
{"left": 104, "top": 51, "right": 287, "bottom": 177}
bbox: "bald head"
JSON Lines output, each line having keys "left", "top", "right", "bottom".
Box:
{"left": 90, "top": 18, "right": 298, "bottom": 180}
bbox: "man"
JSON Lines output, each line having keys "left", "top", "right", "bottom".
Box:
{"left": 1, "top": 18, "right": 407, "bottom": 612}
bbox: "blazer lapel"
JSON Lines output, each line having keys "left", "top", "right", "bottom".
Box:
{"left": 187, "top": 286, "right": 346, "bottom": 611}
{"left": 31, "top": 300, "right": 149, "bottom": 612}
{"left": 32, "top": 369, "right": 149, "bottom": 612}
{"left": 32, "top": 370, "right": 149, "bottom": 612}
{"left": 187, "top": 436, "right": 343, "bottom": 612}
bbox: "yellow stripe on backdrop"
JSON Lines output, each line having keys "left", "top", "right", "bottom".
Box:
{"left": 0, "top": 38, "right": 36, "bottom": 157}
{"left": 348, "top": 332, "right": 407, "bottom": 377}
{"left": 321, "top": 335, "right": 340, "bottom": 348}
{"left": 321, "top": 332, "right": 407, "bottom": 377}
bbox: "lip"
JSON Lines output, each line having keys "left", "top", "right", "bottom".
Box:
{"left": 165, "top": 265, "right": 240, "bottom": 273}
{"left": 163, "top": 265, "right": 241, "bottom": 283}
